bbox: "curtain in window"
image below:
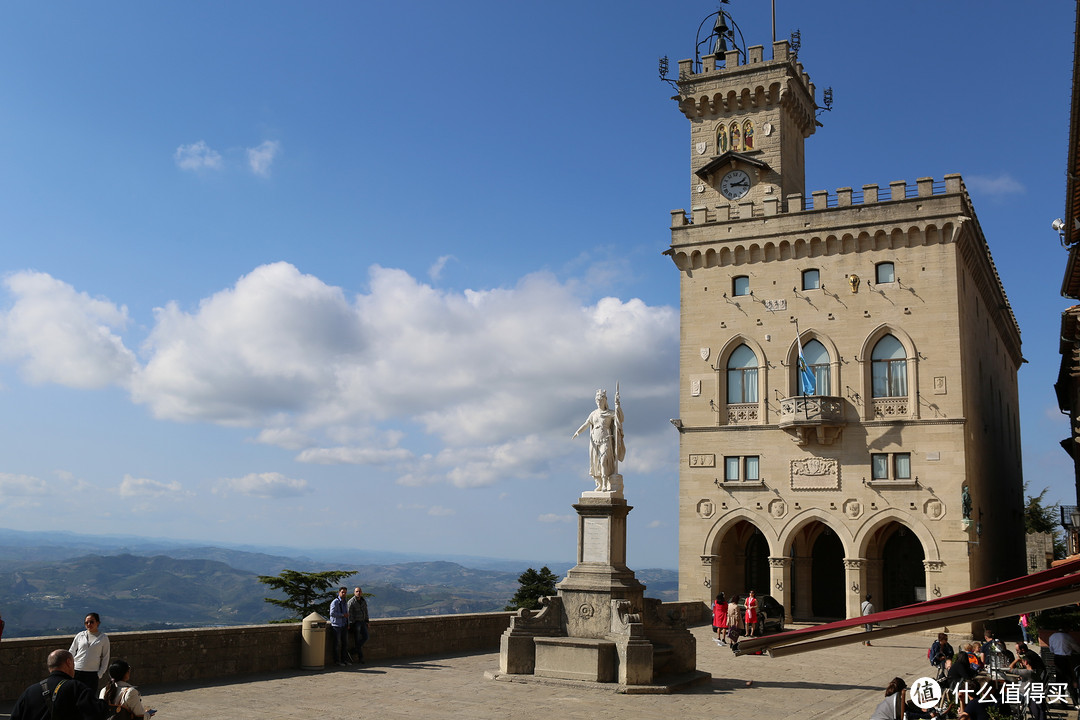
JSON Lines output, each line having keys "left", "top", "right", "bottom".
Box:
{"left": 727, "top": 345, "right": 759, "bottom": 403}
{"left": 871, "top": 335, "right": 907, "bottom": 398}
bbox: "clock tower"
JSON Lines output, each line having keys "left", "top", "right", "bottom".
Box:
{"left": 665, "top": 11, "right": 1026, "bottom": 628}
{"left": 674, "top": 40, "right": 817, "bottom": 218}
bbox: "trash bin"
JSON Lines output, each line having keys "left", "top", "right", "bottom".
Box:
{"left": 301, "top": 611, "right": 328, "bottom": 670}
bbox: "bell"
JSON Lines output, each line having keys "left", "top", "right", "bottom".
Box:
{"left": 712, "top": 13, "right": 729, "bottom": 56}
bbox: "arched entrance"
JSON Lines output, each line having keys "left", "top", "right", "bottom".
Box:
{"left": 710, "top": 520, "right": 772, "bottom": 601}
{"left": 811, "top": 530, "right": 845, "bottom": 618}
{"left": 745, "top": 530, "right": 770, "bottom": 595}
{"left": 882, "top": 527, "right": 926, "bottom": 609}
{"left": 787, "top": 519, "right": 846, "bottom": 621}
{"left": 863, "top": 521, "right": 927, "bottom": 610}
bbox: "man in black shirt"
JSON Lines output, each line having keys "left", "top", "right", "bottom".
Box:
{"left": 10, "top": 649, "right": 108, "bottom": 720}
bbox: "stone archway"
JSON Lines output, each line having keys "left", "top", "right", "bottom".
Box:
{"left": 811, "top": 529, "right": 845, "bottom": 618}
{"left": 881, "top": 526, "right": 927, "bottom": 609}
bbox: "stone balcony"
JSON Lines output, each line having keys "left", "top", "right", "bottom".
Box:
{"left": 777, "top": 395, "right": 846, "bottom": 446}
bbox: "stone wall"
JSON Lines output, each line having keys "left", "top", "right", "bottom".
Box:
{"left": 0, "top": 611, "right": 513, "bottom": 702}
{"left": 0, "top": 603, "right": 704, "bottom": 701}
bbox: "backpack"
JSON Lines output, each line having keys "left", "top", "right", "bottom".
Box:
{"left": 103, "top": 682, "right": 137, "bottom": 720}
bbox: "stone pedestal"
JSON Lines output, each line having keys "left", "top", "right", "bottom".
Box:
{"left": 494, "top": 489, "right": 708, "bottom": 692}
{"left": 558, "top": 495, "right": 645, "bottom": 638}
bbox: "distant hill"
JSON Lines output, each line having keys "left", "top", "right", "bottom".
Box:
{"left": 0, "top": 528, "right": 678, "bottom": 638}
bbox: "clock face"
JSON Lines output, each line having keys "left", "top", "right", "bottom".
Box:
{"left": 720, "top": 169, "right": 751, "bottom": 200}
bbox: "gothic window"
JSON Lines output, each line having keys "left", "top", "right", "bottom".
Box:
{"left": 875, "top": 262, "right": 895, "bottom": 284}
{"left": 871, "top": 334, "right": 907, "bottom": 398}
{"left": 802, "top": 268, "right": 820, "bottom": 290}
{"left": 802, "top": 339, "right": 831, "bottom": 396}
{"left": 743, "top": 120, "right": 754, "bottom": 150}
{"left": 730, "top": 122, "right": 741, "bottom": 152}
{"left": 732, "top": 275, "right": 750, "bottom": 296}
{"left": 727, "top": 344, "right": 759, "bottom": 403}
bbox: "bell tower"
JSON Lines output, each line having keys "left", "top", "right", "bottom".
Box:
{"left": 672, "top": 36, "right": 818, "bottom": 215}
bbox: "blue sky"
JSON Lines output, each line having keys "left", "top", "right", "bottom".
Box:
{"left": 0, "top": 1, "right": 1075, "bottom": 570}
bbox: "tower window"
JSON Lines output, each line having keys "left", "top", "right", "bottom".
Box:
{"left": 871, "top": 334, "right": 908, "bottom": 398}
{"left": 727, "top": 344, "right": 759, "bottom": 403}
{"left": 732, "top": 275, "right": 750, "bottom": 296}
{"left": 802, "top": 269, "right": 820, "bottom": 290}
{"left": 875, "top": 262, "right": 895, "bottom": 284}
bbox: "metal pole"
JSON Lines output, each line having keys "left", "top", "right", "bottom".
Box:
{"left": 771, "top": 0, "right": 776, "bottom": 44}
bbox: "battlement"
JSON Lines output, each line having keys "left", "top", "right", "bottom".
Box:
{"left": 670, "top": 174, "right": 964, "bottom": 227}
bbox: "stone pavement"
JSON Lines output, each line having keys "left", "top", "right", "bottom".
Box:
{"left": 2, "top": 625, "right": 1077, "bottom": 719}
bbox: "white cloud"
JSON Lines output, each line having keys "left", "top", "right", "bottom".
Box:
{"left": 296, "top": 446, "right": 413, "bottom": 465}
{"left": 428, "top": 255, "right": 455, "bottom": 281}
{"left": 538, "top": 513, "right": 573, "bottom": 523}
{"left": 2, "top": 261, "right": 678, "bottom": 493}
{"left": 0, "top": 271, "right": 137, "bottom": 389}
{"left": 247, "top": 140, "right": 280, "bottom": 177}
{"left": 117, "top": 474, "right": 183, "bottom": 497}
{"left": 965, "top": 173, "right": 1025, "bottom": 197}
{"left": 174, "top": 141, "right": 223, "bottom": 171}
{"left": 214, "top": 472, "right": 311, "bottom": 498}
{"left": 0, "top": 473, "right": 47, "bottom": 495}
{"left": 427, "top": 505, "right": 455, "bottom": 516}
{"left": 647, "top": 520, "right": 664, "bottom": 528}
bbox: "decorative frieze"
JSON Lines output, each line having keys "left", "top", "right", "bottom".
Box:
{"left": 791, "top": 456, "right": 840, "bottom": 490}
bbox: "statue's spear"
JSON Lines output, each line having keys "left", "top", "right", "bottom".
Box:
{"left": 614, "top": 381, "right": 623, "bottom": 460}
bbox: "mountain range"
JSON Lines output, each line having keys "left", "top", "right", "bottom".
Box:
{"left": 0, "top": 528, "right": 676, "bottom": 639}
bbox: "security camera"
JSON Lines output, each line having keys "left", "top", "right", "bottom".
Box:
{"left": 1053, "top": 218, "right": 1067, "bottom": 232}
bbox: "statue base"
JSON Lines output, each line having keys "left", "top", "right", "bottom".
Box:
{"left": 495, "top": 486, "right": 705, "bottom": 690}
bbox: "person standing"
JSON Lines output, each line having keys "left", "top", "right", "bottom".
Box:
{"left": 69, "top": 613, "right": 110, "bottom": 692}
{"left": 744, "top": 590, "right": 758, "bottom": 638}
{"left": 329, "top": 587, "right": 350, "bottom": 667}
{"left": 347, "top": 586, "right": 370, "bottom": 663}
{"left": 1048, "top": 629, "right": 1080, "bottom": 703}
{"left": 713, "top": 593, "right": 729, "bottom": 646}
{"left": 861, "top": 594, "right": 875, "bottom": 646}
{"left": 10, "top": 649, "right": 108, "bottom": 720}
{"left": 727, "top": 593, "right": 741, "bottom": 635}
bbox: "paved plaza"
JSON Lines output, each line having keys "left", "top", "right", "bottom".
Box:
{"left": 6, "top": 624, "right": 1075, "bottom": 720}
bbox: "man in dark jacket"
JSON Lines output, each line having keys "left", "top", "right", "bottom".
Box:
{"left": 10, "top": 649, "right": 108, "bottom": 720}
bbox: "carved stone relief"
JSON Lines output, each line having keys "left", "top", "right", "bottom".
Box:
{"left": 791, "top": 456, "right": 840, "bottom": 490}
{"left": 696, "top": 499, "right": 715, "bottom": 519}
{"left": 843, "top": 499, "right": 863, "bottom": 520}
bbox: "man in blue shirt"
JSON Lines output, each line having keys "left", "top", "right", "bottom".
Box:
{"left": 329, "top": 587, "right": 350, "bottom": 667}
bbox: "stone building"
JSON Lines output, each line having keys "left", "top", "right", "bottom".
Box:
{"left": 666, "top": 38, "right": 1026, "bottom": 622}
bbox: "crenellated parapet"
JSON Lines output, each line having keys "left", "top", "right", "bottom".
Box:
{"left": 674, "top": 41, "right": 817, "bottom": 137}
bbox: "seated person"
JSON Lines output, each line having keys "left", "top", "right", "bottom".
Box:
{"left": 930, "top": 633, "right": 954, "bottom": 669}
{"left": 1009, "top": 642, "right": 1045, "bottom": 675}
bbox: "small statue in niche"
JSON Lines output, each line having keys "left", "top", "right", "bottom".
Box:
{"left": 572, "top": 386, "right": 625, "bottom": 492}
{"left": 961, "top": 485, "right": 972, "bottom": 520}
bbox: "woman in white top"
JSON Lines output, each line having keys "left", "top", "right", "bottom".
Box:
{"left": 69, "top": 612, "right": 110, "bottom": 691}
{"left": 100, "top": 659, "right": 154, "bottom": 718}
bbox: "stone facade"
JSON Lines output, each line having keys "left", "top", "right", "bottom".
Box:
{"left": 668, "top": 42, "right": 1026, "bottom": 622}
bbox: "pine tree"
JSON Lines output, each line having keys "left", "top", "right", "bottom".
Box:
{"left": 505, "top": 566, "right": 559, "bottom": 611}
{"left": 257, "top": 569, "right": 356, "bottom": 622}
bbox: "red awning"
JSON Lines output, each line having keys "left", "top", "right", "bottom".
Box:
{"left": 736, "top": 556, "right": 1080, "bottom": 658}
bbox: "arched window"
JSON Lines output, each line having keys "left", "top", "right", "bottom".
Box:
{"left": 732, "top": 275, "right": 750, "bottom": 296}
{"left": 871, "top": 334, "right": 907, "bottom": 398}
{"left": 802, "top": 269, "right": 820, "bottom": 290}
{"left": 727, "top": 345, "right": 759, "bottom": 403}
{"left": 875, "top": 262, "right": 895, "bottom": 284}
{"left": 802, "top": 339, "right": 830, "bottom": 395}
